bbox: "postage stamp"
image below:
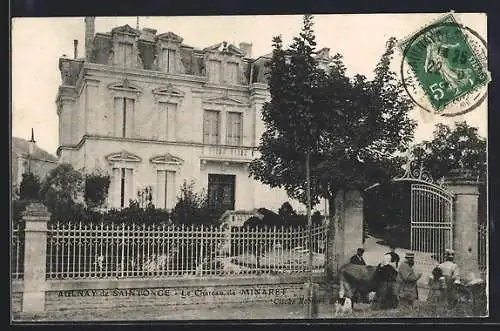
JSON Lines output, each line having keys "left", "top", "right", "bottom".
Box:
{"left": 399, "top": 13, "right": 490, "bottom": 116}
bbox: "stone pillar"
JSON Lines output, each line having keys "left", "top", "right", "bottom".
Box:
{"left": 326, "top": 190, "right": 364, "bottom": 278}
{"left": 22, "top": 203, "right": 50, "bottom": 313}
{"left": 344, "top": 190, "right": 364, "bottom": 261}
{"left": 446, "top": 170, "right": 481, "bottom": 279}
{"left": 333, "top": 190, "right": 345, "bottom": 270}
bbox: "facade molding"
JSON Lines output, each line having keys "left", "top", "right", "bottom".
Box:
{"left": 150, "top": 153, "right": 184, "bottom": 165}
{"left": 105, "top": 150, "right": 142, "bottom": 164}
{"left": 152, "top": 85, "right": 185, "bottom": 104}
{"left": 203, "top": 94, "right": 250, "bottom": 107}
{"left": 57, "top": 135, "right": 258, "bottom": 157}
{"left": 84, "top": 63, "right": 209, "bottom": 85}
{"left": 107, "top": 79, "right": 143, "bottom": 95}
{"left": 150, "top": 154, "right": 184, "bottom": 172}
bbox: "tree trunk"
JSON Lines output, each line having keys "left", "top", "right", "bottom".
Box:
{"left": 306, "top": 152, "right": 312, "bottom": 275}
{"left": 326, "top": 193, "right": 337, "bottom": 281}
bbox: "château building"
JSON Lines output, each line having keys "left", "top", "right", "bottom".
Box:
{"left": 56, "top": 17, "right": 331, "bottom": 212}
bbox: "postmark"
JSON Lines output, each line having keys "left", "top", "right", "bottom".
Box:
{"left": 399, "top": 13, "right": 490, "bottom": 117}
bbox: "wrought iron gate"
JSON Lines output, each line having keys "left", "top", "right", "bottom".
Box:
{"left": 410, "top": 183, "right": 454, "bottom": 267}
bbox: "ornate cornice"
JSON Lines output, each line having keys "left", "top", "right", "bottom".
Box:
{"left": 150, "top": 153, "right": 184, "bottom": 165}
{"left": 203, "top": 92, "right": 250, "bottom": 107}
{"left": 105, "top": 150, "right": 142, "bottom": 163}
{"left": 107, "top": 79, "right": 143, "bottom": 95}
{"left": 57, "top": 134, "right": 258, "bottom": 156}
{"left": 84, "top": 63, "right": 208, "bottom": 85}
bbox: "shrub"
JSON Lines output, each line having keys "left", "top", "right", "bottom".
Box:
{"left": 171, "top": 180, "right": 223, "bottom": 226}
{"left": 12, "top": 199, "right": 31, "bottom": 226}
{"left": 84, "top": 172, "right": 110, "bottom": 209}
{"left": 136, "top": 186, "right": 154, "bottom": 209}
{"left": 18, "top": 172, "right": 41, "bottom": 201}
{"left": 40, "top": 163, "right": 85, "bottom": 221}
{"left": 278, "top": 202, "right": 297, "bottom": 219}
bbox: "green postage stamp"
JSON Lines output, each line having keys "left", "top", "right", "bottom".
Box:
{"left": 399, "top": 13, "right": 490, "bottom": 116}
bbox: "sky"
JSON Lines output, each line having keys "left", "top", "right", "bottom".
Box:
{"left": 11, "top": 13, "right": 488, "bottom": 156}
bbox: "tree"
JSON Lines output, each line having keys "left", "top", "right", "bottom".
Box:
{"left": 171, "top": 180, "right": 223, "bottom": 226}
{"left": 249, "top": 17, "right": 416, "bottom": 217}
{"left": 18, "top": 172, "right": 41, "bottom": 200}
{"left": 40, "top": 163, "right": 85, "bottom": 220}
{"left": 84, "top": 171, "right": 111, "bottom": 209}
{"left": 412, "top": 121, "right": 486, "bottom": 181}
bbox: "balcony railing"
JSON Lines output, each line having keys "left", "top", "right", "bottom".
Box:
{"left": 200, "top": 145, "right": 256, "bottom": 162}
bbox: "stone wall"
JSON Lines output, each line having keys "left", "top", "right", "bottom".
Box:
{"left": 13, "top": 276, "right": 326, "bottom": 313}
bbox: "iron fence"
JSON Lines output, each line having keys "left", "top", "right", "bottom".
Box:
{"left": 478, "top": 222, "right": 487, "bottom": 278}
{"left": 11, "top": 223, "right": 24, "bottom": 280}
{"left": 45, "top": 221, "right": 327, "bottom": 280}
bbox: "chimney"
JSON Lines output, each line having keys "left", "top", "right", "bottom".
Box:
{"left": 239, "top": 42, "right": 253, "bottom": 58}
{"left": 84, "top": 16, "right": 95, "bottom": 61}
{"left": 73, "top": 39, "right": 78, "bottom": 59}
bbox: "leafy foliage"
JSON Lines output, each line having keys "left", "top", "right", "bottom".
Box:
{"left": 136, "top": 186, "right": 154, "bottom": 209}
{"left": 12, "top": 199, "right": 31, "bottom": 226}
{"left": 18, "top": 172, "right": 41, "bottom": 200}
{"left": 412, "top": 121, "right": 486, "bottom": 181}
{"left": 171, "top": 180, "right": 224, "bottom": 226}
{"left": 40, "top": 163, "right": 85, "bottom": 221}
{"left": 84, "top": 172, "right": 110, "bottom": 209}
{"left": 249, "top": 15, "right": 416, "bottom": 213}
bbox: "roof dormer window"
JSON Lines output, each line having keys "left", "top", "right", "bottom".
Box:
{"left": 117, "top": 42, "right": 134, "bottom": 68}
{"left": 162, "top": 48, "right": 177, "bottom": 73}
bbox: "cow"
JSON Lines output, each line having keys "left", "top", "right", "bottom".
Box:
{"left": 338, "top": 263, "right": 381, "bottom": 305}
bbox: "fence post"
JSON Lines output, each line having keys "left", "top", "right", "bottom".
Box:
{"left": 21, "top": 202, "right": 50, "bottom": 313}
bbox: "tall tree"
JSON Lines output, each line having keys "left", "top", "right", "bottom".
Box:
{"left": 250, "top": 28, "right": 416, "bottom": 216}
{"left": 40, "top": 163, "right": 85, "bottom": 220}
{"left": 412, "top": 121, "right": 487, "bottom": 181}
{"left": 249, "top": 15, "right": 329, "bottom": 206}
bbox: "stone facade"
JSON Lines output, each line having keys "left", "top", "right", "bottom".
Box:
{"left": 55, "top": 19, "right": 334, "bottom": 212}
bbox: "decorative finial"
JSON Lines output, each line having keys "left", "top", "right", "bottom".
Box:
{"left": 29, "top": 128, "right": 36, "bottom": 143}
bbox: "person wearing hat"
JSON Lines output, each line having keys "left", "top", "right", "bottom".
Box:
{"left": 372, "top": 242, "right": 400, "bottom": 309}
{"left": 398, "top": 252, "right": 422, "bottom": 306}
{"left": 438, "top": 249, "right": 460, "bottom": 283}
{"left": 349, "top": 248, "right": 367, "bottom": 266}
{"left": 438, "top": 248, "right": 460, "bottom": 306}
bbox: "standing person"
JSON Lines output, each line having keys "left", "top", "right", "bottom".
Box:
{"left": 427, "top": 265, "right": 447, "bottom": 309}
{"left": 372, "top": 241, "right": 400, "bottom": 309}
{"left": 349, "top": 248, "right": 367, "bottom": 265}
{"left": 398, "top": 252, "right": 422, "bottom": 307}
{"left": 384, "top": 242, "right": 400, "bottom": 269}
{"left": 438, "top": 249, "right": 461, "bottom": 306}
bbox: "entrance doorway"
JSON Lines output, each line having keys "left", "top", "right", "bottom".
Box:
{"left": 208, "top": 174, "right": 236, "bottom": 211}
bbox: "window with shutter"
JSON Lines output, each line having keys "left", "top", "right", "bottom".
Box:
{"left": 111, "top": 167, "right": 134, "bottom": 208}
{"left": 162, "top": 48, "right": 177, "bottom": 73}
{"left": 226, "top": 62, "right": 239, "bottom": 84}
{"left": 226, "top": 112, "right": 242, "bottom": 146}
{"left": 208, "top": 60, "right": 222, "bottom": 83}
{"left": 117, "top": 42, "right": 134, "bottom": 68}
{"left": 113, "top": 97, "right": 135, "bottom": 138}
{"left": 203, "top": 110, "right": 220, "bottom": 144}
